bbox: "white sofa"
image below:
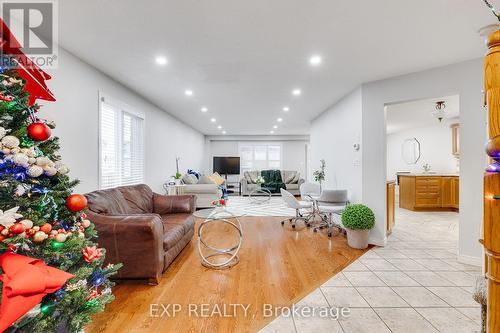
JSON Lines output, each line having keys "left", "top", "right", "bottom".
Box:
{"left": 179, "top": 174, "right": 223, "bottom": 208}
{"left": 240, "top": 170, "right": 305, "bottom": 196}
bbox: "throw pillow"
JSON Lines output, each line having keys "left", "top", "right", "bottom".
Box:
{"left": 209, "top": 172, "right": 225, "bottom": 186}
{"left": 182, "top": 173, "right": 198, "bottom": 184}
{"left": 187, "top": 169, "right": 201, "bottom": 179}
{"left": 198, "top": 175, "right": 216, "bottom": 184}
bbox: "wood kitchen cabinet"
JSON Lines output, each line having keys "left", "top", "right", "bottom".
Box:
{"left": 387, "top": 181, "right": 395, "bottom": 235}
{"left": 399, "top": 175, "right": 459, "bottom": 211}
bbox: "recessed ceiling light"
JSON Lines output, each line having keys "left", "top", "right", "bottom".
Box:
{"left": 185, "top": 90, "right": 193, "bottom": 96}
{"left": 309, "top": 55, "right": 322, "bottom": 66}
{"left": 222, "top": 130, "right": 227, "bottom": 134}
{"left": 292, "top": 89, "right": 301, "bottom": 96}
{"left": 270, "top": 130, "right": 275, "bottom": 134}
{"left": 217, "top": 125, "right": 222, "bottom": 129}
{"left": 283, "top": 106, "right": 290, "bottom": 112}
{"left": 155, "top": 56, "right": 168, "bottom": 65}
{"left": 201, "top": 107, "right": 208, "bottom": 112}
{"left": 277, "top": 118, "right": 283, "bottom": 122}
{"left": 210, "top": 118, "right": 216, "bottom": 123}
{"left": 273, "top": 125, "right": 278, "bottom": 129}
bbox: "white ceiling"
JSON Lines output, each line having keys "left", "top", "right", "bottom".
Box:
{"left": 58, "top": 0, "right": 494, "bottom": 135}
{"left": 386, "top": 95, "right": 460, "bottom": 134}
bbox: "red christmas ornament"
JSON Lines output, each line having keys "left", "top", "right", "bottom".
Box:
{"left": 82, "top": 246, "right": 103, "bottom": 263}
{"left": 39, "top": 223, "right": 52, "bottom": 234}
{"left": 66, "top": 194, "right": 87, "bottom": 212}
{"left": 7, "top": 244, "right": 16, "bottom": 252}
{"left": 8, "top": 223, "right": 24, "bottom": 235}
{"left": 27, "top": 122, "right": 51, "bottom": 141}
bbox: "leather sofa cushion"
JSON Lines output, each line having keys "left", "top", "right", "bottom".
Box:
{"left": 161, "top": 213, "right": 195, "bottom": 235}
{"left": 85, "top": 184, "right": 154, "bottom": 215}
{"left": 162, "top": 223, "right": 185, "bottom": 250}
{"left": 118, "top": 184, "right": 154, "bottom": 213}
{"left": 86, "top": 188, "right": 132, "bottom": 215}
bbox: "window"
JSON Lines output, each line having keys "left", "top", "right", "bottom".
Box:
{"left": 99, "top": 94, "right": 144, "bottom": 189}
{"left": 238, "top": 143, "right": 282, "bottom": 173}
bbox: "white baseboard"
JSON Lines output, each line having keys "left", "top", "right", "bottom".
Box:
{"left": 457, "top": 253, "right": 482, "bottom": 267}
{"left": 368, "top": 236, "right": 387, "bottom": 247}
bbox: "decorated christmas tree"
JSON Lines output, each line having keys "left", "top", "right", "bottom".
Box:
{"left": 0, "top": 20, "right": 120, "bottom": 332}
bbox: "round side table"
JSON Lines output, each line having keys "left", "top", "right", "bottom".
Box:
{"left": 249, "top": 187, "right": 271, "bottom": 204}
{"left": 194, "top": 208, "right": 243, "bottom": 269}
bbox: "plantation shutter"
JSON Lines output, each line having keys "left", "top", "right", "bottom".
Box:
{"left": 99, "top": 96, "right": 144, "bottom": 189}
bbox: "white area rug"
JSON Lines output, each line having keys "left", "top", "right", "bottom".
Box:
{"left": 225, "top": 196, "right": 295, "bottom": 217}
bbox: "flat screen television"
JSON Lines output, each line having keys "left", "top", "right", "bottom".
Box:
{"left": 213, "top": 157, "right": 240, "bottom": 175}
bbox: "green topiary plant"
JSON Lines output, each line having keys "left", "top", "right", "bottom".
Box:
{"left": 341, "top": 204, "right": 375, "bottom": 230}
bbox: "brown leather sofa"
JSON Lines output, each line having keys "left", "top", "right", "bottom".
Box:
{"left": 85, "top": 184, "right": 196, "bottom": 284}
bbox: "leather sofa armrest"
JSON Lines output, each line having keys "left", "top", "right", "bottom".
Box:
{"left": 87, "top": 211, "right": 164, "bottom": 282}
{"left": 153, "top": 193, "right": 196, "bottom": 215}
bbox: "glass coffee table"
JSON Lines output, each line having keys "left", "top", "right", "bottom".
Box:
{"left": 193, "top": 208, "right": 245, "bottom": 269}
{"left": 249, "top": 187, "right": 272, "bottom": 204}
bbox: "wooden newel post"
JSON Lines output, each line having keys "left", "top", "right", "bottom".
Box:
{"left": 484, "top": 29, "right": 500, "bottom": 333}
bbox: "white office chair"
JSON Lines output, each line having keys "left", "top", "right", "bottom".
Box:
{"left": 299, "top": 182, "right": 321, "bottom": 201}
{"left": 314, "top": 190, "right": 349, "bottom": 237}
{"left": 280, "top": 188, "right": 314, "bottom": 228}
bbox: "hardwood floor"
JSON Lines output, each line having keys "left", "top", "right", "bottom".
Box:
{"left": 86, "top": 217, "right": 367, "bottom": 333}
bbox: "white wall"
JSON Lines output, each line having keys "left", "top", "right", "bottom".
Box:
{"left": 361, "top": 58, "right": 485, "bottom": 262}
{"left": 310, "top": 87, "right": 363, "bottom": 203}
{"left": 38, "top": 48, "right": 205, "bottom": 194}
{"left": 205, "top": 136, "right": 309, "bottom": 183}
{"left": 386, "top": 120, "right": 459, "bottom": 180}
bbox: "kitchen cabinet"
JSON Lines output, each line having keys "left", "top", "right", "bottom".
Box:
{"left": 399, "top": 175, "right": 459, "bottom": 211}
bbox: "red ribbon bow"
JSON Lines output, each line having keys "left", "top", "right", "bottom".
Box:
{"left": 0, "top": 252, "right": 74, "bottom": 332}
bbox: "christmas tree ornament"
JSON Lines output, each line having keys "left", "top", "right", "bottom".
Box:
{"left": 27, "top": 122, "right": 51, "bottom": 142}
{"left": 27, "top": 157, "right": 36, "bottom": 164}
{"left": 82, "top": 219, "right": 91, "bottom": 228}
{"left": 19, "top": 136, "right": 34, "bottom": 148}
{"left": 54, "top": 233, "right": 67, "bottom": 243}
{"left": 90, "top": 268, "right": 105, "bottom": 287}
{"left": 43, "top": 166, "right": 57, "bottom": 176}
{"left": 19, "top": 219, "right": 33, "bottom": 229}
{"left": 0, "top": 252, "right": 73, "bottom": 332}
{"left": 1, "top": 229, "right": 8, "bottom": 236}
{"left": 35, "top": 156, "right": 51, "bottom": 166}
{"left": 82, "top": 246, "right": 103, "bottom": 263}
{"left": 39, "top": 223, "right": 52, "bottom": 234}
{"left": 1, "top": 135, "right": 19, "bottom": 149}
{"left": 32, "top": 231, "right": 48, "bottom": 243}
{"left": 2, "top": 148, "right": 10, "bottom": 155}
{"left": 8, "top": 223, "right": 25, "bottom": 234}
{"left": 27, "top": 165, "right": 43, "bottom": 177}
{"left": 65, "top": 194, "right": 87, "bottom": 212}
{"left": 0, "top": 207, "right": 22, "bottom": 227}
{"left": 7, "top": 243, "right": 17, "bottom": 252}
{"left": 12, "top": 153, "right": 29, "bottom": 167}
{"left": 0, "top": 126, "right": 6, "bottom": 139}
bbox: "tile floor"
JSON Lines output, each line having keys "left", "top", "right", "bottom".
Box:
{"left": 259, "top": 208, "right": 482, "bottom": 333}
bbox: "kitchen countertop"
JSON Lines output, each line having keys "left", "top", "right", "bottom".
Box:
{"left": 398, "top": 173, "right": 459, "bottom": 177}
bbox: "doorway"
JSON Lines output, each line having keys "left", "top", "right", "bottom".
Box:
{"left": 385, "top": 95, "right": 460, "bottom": 235}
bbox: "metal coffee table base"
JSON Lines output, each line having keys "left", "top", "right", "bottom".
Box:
{"left": 197, "top": 210, "right": 243, "bottom": 269}
{"left": 249, "top": 187, "right": 272, "bottom": 204}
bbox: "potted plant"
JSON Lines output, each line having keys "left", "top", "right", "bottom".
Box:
{"left": 173, "top": 156, "right": 182, "bottom": 185}
{"left": 341, "top": 204, "right": 375, "bottom": 249}
{"left": 313, "top": 159, "right": 326, "bottom": 191}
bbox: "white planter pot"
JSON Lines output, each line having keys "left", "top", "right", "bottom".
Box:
{"left": 174, "top": 179, "right": 182, "bottom": 185}
{"left": 345, "top": 228, "right": 370, "bottom": 249}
